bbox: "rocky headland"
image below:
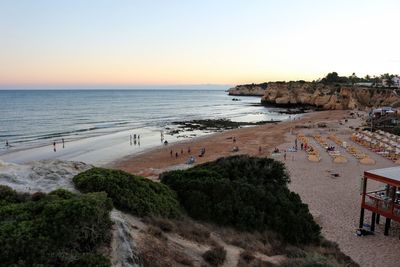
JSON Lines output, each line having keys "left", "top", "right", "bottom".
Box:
{"left": 227, "top": 82, "right": 268, "bottom": 96}
{"left": 230, "top": 81, "right": 400, "bottom": 110}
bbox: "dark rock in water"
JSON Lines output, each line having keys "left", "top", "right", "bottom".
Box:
{"left": 172, "top": 119, "right": 279, "bottom": 132}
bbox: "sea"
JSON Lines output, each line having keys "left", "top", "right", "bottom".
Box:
{"left": 0, "top": 89, "right": 293, "bottom": 164}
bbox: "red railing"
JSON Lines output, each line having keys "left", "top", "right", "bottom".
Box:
{"left": 363, "top": 191, "right": 400, "bottom": 221}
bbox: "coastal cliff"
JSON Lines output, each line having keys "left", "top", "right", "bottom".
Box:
{"left": 230, "top": 81, "right": 400, "bottom": 109}
{"left": 258, "top": 82, "right": 400, "bottom": 110}
{"left": 228, "top": 83, "right": 267, "bottom": 96}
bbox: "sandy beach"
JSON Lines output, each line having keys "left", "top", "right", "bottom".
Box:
{"left": 111, "top": 110, "right": 400, "bottom": 267}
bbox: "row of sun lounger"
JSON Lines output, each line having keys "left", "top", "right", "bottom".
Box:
{"left": 298, "top": 133, "right": 321, "bottom": 162}
{"left": 351, "top": 130, "right": 400, "bottom": 162}
{"left": 314, "top": 134, "right": 347, "bottom": 163}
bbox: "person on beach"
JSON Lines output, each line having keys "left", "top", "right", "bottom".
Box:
{"left": 284, "top": 152, "right": 287, "bottom": 161}
{"left": 170, "top": 150, "right": 173, "bottom": 157}
{"left": 175, "top": 152, "right": 178, "bottom": 159}
{"left": 62, "top": 138, "right": 65, "bottom": 148}
{"left": 138, "top": 134, "right": 140, "bottom": 140}
{"left": 133, "top": 134, "right": 136, "bottom": 140}
{"left": 259, "top": 146, "right": 262, "bottom": 154}
{"left": 295, "top": 138, "right": 298, "bottom": 150}
{"left": 233, "top": 137, "right": 236, "bottom": 143}
{"left": 188, "top": 147, "right": 191, "bottom": 154}
{"left": 53, "top": 141, "right": 56, "bottom": 152}
{"left": 301, "top": 143, "right": 303, "bottom": 150}
{"left": 5, "top": 140, "right": 9, "bottom": 147}
{"left": 164, "top": 140, "right": 168, "bottom": 145}
{"left": 181, "top": 148, "right": 183, "bottom": 154}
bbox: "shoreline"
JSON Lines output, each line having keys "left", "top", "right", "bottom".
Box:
{"left": 110, "top": 110, "right": 337, "bottom": 178}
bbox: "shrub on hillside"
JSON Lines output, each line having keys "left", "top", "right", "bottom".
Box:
{"left": 202, "top": 246, "right": 227, "bottom": 266}
{"left": 161, "top": 155, "right": 321, "bottom": 244}
{"left": 73, "top": 167, "right": 181, "bottom": 218}
{"left": 0, "top": 187, "right": 112, "bottom": 266}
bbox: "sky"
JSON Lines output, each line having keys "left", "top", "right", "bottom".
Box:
{"left": 0, "top": 0, "right": 399, "bottom": 89}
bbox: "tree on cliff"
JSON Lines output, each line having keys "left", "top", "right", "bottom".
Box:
{"left": 349, "top": 73, "right": 361, "bottom": 85}
{"left": 321, "top": 72, "right": 349, "bottom": 84}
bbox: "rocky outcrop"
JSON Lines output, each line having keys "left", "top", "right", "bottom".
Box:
{"left": 228, "top": 83, "right": 267, "bottom": 96}
{"left": 261, "top": 82, "right": 400, "bottom": 110}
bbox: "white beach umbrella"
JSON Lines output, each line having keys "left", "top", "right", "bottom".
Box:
{"left": 382, "top": 138, "right": 390, "bottom": 143}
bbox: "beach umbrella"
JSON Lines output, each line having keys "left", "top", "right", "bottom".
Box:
{"left": 395, "top": 159, "right": 400, "bottom": 165}
{"left": 360, "top": 157, "right": 376, "bottom": 165}
{"left": 390, "top": 140, "right": 397, "bottom": 146}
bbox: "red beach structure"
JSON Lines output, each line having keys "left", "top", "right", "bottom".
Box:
{"left": 359, "top": 166, "right": 400, "bottom": 235}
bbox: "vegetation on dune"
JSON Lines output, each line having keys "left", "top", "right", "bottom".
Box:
{"left": 0, "top": 185, "right": 112, "bottom": 267}
{"left": 161, "top": 155, "right": 321, "bottom": 244}
{"left": 202, "top": 246, "right": 227, "bottom": 266}
{"left": 73, "top": 167, "right": 181, "bottom": 218}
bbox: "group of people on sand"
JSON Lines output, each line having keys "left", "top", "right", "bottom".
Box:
{"left": 170, "top": 147, "right": 191, "bottom": 159}
{"left": 52, "top": 138, "right": 65, "bottom": 152}
{"left": 130, "top": 133, "right": 141, "bottom": 146}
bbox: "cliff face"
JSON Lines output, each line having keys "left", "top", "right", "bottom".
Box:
{"left": 228, "top": 83, "right": 267, "bottom": 96}
{"left": 261, "top": 82, "right": 400, "bottom": 110}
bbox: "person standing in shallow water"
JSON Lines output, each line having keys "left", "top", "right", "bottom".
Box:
{"left": 62, "top": 138, "right": 65, "bottom": 148}
{"left": 53, "top": 141, "right": 56, "bottom": 152}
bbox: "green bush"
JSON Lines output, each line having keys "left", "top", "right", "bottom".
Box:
{"left": 73, "top": 167, "right": 181, "bottom": 218}
{"left": 0, "top": 186, "right": 112, "bottom": 266}
{"left": 161, "top": 155, "right": 321, "bottom": 244}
